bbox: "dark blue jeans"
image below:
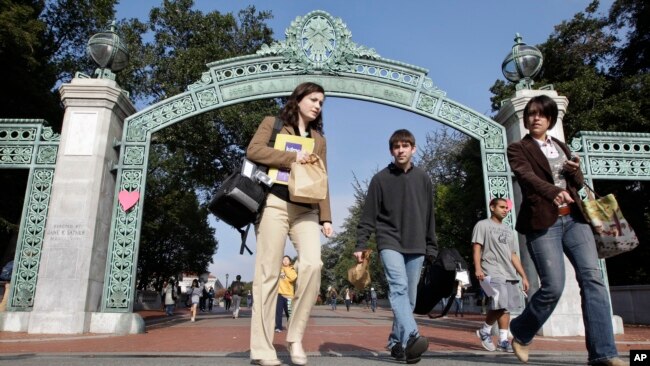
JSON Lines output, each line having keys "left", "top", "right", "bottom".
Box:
{"left": 275, "top": 294, "right": 289, "bottom": 330}
{"left": 510, "top": 214, "right": 619, "bottom": 363}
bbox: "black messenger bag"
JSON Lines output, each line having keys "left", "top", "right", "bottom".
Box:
{"left": 208, "top": 118, "right": 283, "bottom": 255}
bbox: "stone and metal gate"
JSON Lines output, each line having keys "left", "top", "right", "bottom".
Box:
{"left": 0, "top": 11, "right": 647, "bottom": 336}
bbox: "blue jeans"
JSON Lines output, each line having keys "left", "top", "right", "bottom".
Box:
{"left": 510, "top": 215, "right": 618, "bottom": 364}
{"left": 330, "top": 297, "right": 337, "bottom": 310}
{"left": 380, "top": 249, "right": 424, "bottom": 348}
{"left": 371, "top": 298, "right": 377, "bottom": 312}
{"left": 165, "top": 304, "right": 174, "bottom": 315}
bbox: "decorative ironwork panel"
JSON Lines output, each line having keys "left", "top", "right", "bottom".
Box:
{"left": 570, "top": 131, "right": 650, "bottom": 180}
{"left": 124, "top": 146, "right": 145, "bottom": 166}
{"left": 195, "top": 87, "right": 219, "bottom": 108}
{"left": 36, "top": 146, "right": 58, "bottom": 165}
{"left": 486, "top": 153, "right": 507, "bottom": 173}
{"left": 0, "top": 119, "right": 59, "bottom": 311}
{"left": 0, "top": 146, "right": 33, "bottom": 164}
{"left": 0, "top": 127, "right": 38, "bottom": 141}
{"left": 9, "top": 168, "right": 54, "bottom": 309}
{"left": 103, "top": 169, "right": 144, "bottom": 311}
{"left": 416, "top": 94, "right": 438, "bottom": 114}
{"left": 126, "top": 96, "right": 196, "bottom": 142}
{"left": 588, "top": 157, "right": 649, "bottom": 176}
{"left": 438, "top": 101, "right": 505, "bottom": 149}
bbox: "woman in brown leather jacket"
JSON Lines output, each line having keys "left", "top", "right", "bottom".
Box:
{"left": 506, "top": 95, "right": 623, "bottom": 366}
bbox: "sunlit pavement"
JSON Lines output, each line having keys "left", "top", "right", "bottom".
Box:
{"left": 0, "top": 305, "right": 647, "bottom": 365}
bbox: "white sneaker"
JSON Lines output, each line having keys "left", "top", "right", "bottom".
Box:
{"left": 476, "top": 329, "right": 496, "bottom": 352}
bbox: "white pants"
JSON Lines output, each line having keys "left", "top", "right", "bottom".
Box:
{"left": 249, "top": 194, "right": 322, "bottom": 360}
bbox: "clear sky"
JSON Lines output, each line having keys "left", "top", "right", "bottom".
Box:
{"left": 115, "top": 0, "right": 614, "bottom": 285}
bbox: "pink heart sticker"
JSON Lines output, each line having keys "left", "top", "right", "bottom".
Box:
{"left": 505, "top": 198, "right": 513, "bottom": 212}
{"left": 118, "top": 190, "right": 140, "bottom": 211}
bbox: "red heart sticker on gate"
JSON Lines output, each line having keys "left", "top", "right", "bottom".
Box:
{"left": 118, "top": 190, "right": 140, "bottom": 211}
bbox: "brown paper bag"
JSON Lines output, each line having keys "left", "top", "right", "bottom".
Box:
{"left": 289, "top": 154, "right": 328, "bottom": 204}
{"left": 348, "top": 250, "right": 372, "bottom": 290}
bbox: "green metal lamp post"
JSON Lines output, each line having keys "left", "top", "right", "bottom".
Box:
{"left": 501, "top": 33, "right": 543, "bottom": 90}
{"left": 86, "top": 21, "right": 129, "bottom": 80}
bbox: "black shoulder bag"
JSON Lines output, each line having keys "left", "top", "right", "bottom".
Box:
{"left": 208, "top": 118, "right": 283, "bottom": 255}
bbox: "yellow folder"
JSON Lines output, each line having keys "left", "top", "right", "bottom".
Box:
{"left": 269, "top": 134, "right": 315, "bottom": 185}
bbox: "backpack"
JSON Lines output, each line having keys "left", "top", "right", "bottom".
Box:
{"left": 208, "top": 118, "right": 284, "bottom": 255}
{"left": 231, "top": 281, "right": 244, "bottom": 296}
{"left": 414, "top": 248, "right": 468, "bottom": 316}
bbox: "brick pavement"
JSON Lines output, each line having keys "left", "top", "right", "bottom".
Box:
{"left": 0, "top": 305, "right": 648, "bottom": 356}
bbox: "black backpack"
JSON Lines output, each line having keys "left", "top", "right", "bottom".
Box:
{"left": 414, "top": 248, "right": 468, "bottom": 317}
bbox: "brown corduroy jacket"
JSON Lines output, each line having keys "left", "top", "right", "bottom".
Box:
{"left": 246, "top": 116, "right": 331, "bottom": 223}
{"left": 507, "top": 134, "right": 587, "bottom": 234}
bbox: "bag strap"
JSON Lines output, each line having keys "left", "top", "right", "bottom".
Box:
{"left": 583, "top": 183, "right": 602, "bottom": 199}
{"left": 238, "top": 118, "right": 284, "bottom": 256}
{"left": 269, "top": 117, "right": 283, "bottom": 147}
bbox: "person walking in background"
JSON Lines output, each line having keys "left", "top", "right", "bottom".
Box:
{"left": 247, "top": 290, "right": 253, "bottom": 308}
{"left": 200, "top": 283, "right": 208, "bottom": 312}
{"left": 275, "top": 255, "right": 297, "bottom": 333}
{"left": 452, "top": 281, "right": 465, "bottom": 318}
{"left": 506, "top": 95, "right": 624, "bottom": 366}
{"left": 354, "top": 129, "right": 438, "bottom": 364}
{"left": 370, "top": 287, "right": 378, "bottom": 312}
{"left": 224, "top": 290, "right": 232, "bottom": 311}
{"left": 208, "top": 286, "right": 215, "bottom": 312}
{"left": 189, "top": 279, "right": 201, "bottom": 322}
{"left": 344, "top": 287, "right": 352, "bottom": 311}
{"left": 473, "top": 198, "right": 529, "bottom": 352}
{"left": 246, "top": 82, "right": 333, "bottom": 366}
{"left": 162, "top": 279, "right": 177, "bottom": 316}
{"left": 230, "top": 275, "right": 244, "bottom": 319}
{"left": 328, "top": 286, "right": 338, "bottom": 310}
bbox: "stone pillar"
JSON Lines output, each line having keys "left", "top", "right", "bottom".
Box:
{"left": 26, "top": 78, "right": 139, "bottom": 334}
{"left": 495, "top": 88, "right": 622, "bottom": 336}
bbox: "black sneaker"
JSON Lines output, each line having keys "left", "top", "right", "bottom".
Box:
{"left": 390, "top": 343, "right": 405, "bottom": 361}
{"left": 404, "top": 335, "right": 428, "bottom": 364}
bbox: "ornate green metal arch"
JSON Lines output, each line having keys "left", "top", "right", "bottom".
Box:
{"left": 570, "top": 131, "right": 650, "bottom": 181}
{"left": 102, "top": 10, "right": 513, "bottom": 312}
{"left": 0, "top": 119, "right": 60, "bottom": 310}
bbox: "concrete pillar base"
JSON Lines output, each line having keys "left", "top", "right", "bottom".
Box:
{"left": 0, "top": 311, "right": 29, "bottom": 332}
{"left": 89, "top": 312, "right": 145, "bottom": 334}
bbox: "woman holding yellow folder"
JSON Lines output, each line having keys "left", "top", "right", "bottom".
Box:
{"left": 246, "top": 82, "right": 333, "bottom": 366}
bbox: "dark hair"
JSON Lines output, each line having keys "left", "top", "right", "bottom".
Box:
{"left": 388, "top": 129, "right": 415, "bottom": 150}
{"left": 279, "top": 82, "right": 325, "bottom": 133}
{"left": 236, "top": 274, "right": 241, "bottom": 280}
{"left": 489, "top": 197, "right": 507, "bottom": 207}
{"left": 523, "top": 95, "right": 558, "bottom": 130}
{"left": 192, "top": 279, "right": 199, "bottom": 287}
{"left": 283, "top": 255, "right": 292, "bottom": 262}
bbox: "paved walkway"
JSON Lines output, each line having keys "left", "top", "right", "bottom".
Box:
{"left": 0, "top": 305, "right": 648, "bottom": 361}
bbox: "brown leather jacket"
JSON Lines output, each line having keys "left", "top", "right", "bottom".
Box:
{"left": 507, "top": 134, "right": 586, "bottom": 234}
{"left": 246, "top": 116, "right": 331, "bottom": 223}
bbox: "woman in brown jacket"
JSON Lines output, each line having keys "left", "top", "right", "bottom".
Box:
{"left": 506, "top": 95, "right": 623, "bottom": 366}
{"left": 246, "top": 82, "right": 333, "bottom": 366}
